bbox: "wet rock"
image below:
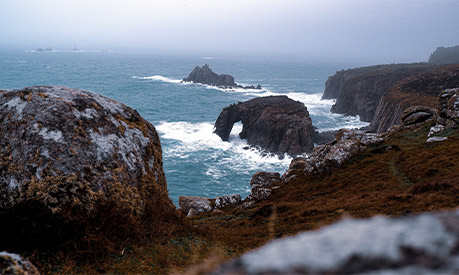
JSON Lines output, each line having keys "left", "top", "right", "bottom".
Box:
{"left": 179, "top": 196, "right": 213, "bottom": 214}
{"left": 215, "top": 194, "right": 241, "bottom": 210}
{"left": 182, "top": 64, "right": 261, "bottom": 90}
{"left": 0, "top": 251, "right": 39, "bottom": 274}
{"left": 214, "top": 96, "right": 315, "bottom": 156}
{"left": 0, "top": 86, "right": 172, "bottom": 224}
{"left": 401, "top": 106, "right": 436, "bottom": 127}
{"left": 215, "top": 210, "right": 459, "bottom": 274}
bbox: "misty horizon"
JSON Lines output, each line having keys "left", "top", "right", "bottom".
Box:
{"left": 1, "top": 0, "right": 459, "bottom": 64}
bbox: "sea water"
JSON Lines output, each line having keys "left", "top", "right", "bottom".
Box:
{"left": 0, "top": 49, "right": 368, "bottom": 205}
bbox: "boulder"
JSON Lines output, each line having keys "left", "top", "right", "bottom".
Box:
{"left": 179, "top": 196, "right": 213, "bottom": 215}
{"left": 0, "top": 86, "right": 174, "bottom": 245}
{"left": 401, "top": 106, "right": 436, "bottom": 127}
{"left": 215, "top": 210, "right": 459, "bottom": 274}
{"left": 182, "top": 64, "right": 261, "bottom": 90}
{"left": 250, "top": 171, "right": 280, "bottom": 188}
{"left": 215, "top": 194, "right": 241, "bottom": 210}
{"left": 214, "top": 96, "right": 315, "bottom": 156}
{"left": 0, "top": 251, "right": 39, "bottom": 274}
{"left": 438, "top": 88, "right": 459, "bottom": 127}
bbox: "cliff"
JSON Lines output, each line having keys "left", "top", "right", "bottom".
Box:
{"left": 214, "top": 96, "right": 315, "bottom": 156}
{"left": 369, "top": 65, "right": 459, "bottom": 132}
{"left": 429, "top": 45, "right": 459, "bottom": 65}
{"left": 323, "top": 64, "right": 434, "bottom": 122}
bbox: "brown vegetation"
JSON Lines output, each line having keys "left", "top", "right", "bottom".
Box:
{"left": 4, "top": 124, "right": 459, "bottom": 274}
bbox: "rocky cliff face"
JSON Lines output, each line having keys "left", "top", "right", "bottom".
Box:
{"left": 323, "top": 64, "right": 434, "bottom": 122}
{"left": 429, "top": 45, "right": 459, "bottom": 65}
{"left": 0, "top": 86, "right": 175, "bottom": 247}
{"left": 214, "top": 96, "right": 315, "bottom": 156}
{"left": 369, "top": 65, "right": 459, "bottom": 132}
{"left": 183, "top": 64, "right": 261, "bottom": 89}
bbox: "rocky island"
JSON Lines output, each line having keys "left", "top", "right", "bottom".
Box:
{"left": 214, "top": 96, "right": 315, "bottom": 156}
{"left": 183, "top": 64, "right": 262, "bottom": 90}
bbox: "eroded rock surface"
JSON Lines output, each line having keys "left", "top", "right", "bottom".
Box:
{"left": 282, "top": 130, "right": 383, "bottom": 180}
{"left": 0, "top": 86, "right": 171, "bottom": 219}
{"left": 214, "top": 96, "right": 315, "bottom": 156}
{"left": 401, "top": 106, "right": 436, "bottom": 127}
{"left": 0, "top": 251, "right": 39, "bottom": 275}
{"left": 183, "top": 64, "right": 261, "bottom": 90}
{"left": 215, "top": 210, "right": 459, "bottom": 274}
{"left": 438, "top": 88, "right": 459, "bottom": 128}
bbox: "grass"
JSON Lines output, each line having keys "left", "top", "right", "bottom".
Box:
{"left": 4, "top": 124, "right": 459, "bottom": 274}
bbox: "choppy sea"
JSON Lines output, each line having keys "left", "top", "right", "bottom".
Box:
{"left": 0, "top": 49, "right": 368, "bottom": 205}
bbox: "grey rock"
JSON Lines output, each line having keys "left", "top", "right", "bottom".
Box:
{"left": 426, "top": 136, "right": 448, "bottom": 143}
{"left": 179, "top": 196, "right": 213, "bottom": 214}
{"left": 250, "top": 171, "right": 280, "bottom": 188}
{"left": 0, "top": 251, "right": 39, "bottom": 274}
{"left": 215, "top": 194, "right": 241, "bottom": 209}
{"left": 215, "top": 210, "right": 459, "bottom": 274}
{"left": 401, "top": 106, "right": 436, "bottom": 127}
{"left": 0, "top": 86, "right": 170, "bottom": 217}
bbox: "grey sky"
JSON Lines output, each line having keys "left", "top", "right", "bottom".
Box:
{"left": 1, "top": 0, "right": 458, "bottom": 63}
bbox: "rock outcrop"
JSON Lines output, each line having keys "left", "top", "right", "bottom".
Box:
{"left": 179, "top": 194, "right": 241, "bottom": 217}
{"left": 437, "top": 88, "right": 459, "bottom": 128}
{"left": 369, "top": 65, "right": 459, "bottom": 132}
{"left": 281, "top": 129, "right": 382, "bottom": 181}
{"left": 429, "top": 45, "right": 459, "bottom": 65}
{"left": 214, "top": 96, "right": 315, "bottom": 156}
{"left": 0, "top": 251, "right": 39, "bottom": 274}
{"left": 401, "top": 106, "right": 436, "bottom": 127}
{"left": 215, "top": 210, "right": 459, "bottom": 274}
{"left": 323, "top": 64, "right": 434, "bottom": 122}
{"left": 0, "top": 86, "right": 175, "bottom": 245}
{"left": 182, "top": 64, "right": 261, "bottom": 90}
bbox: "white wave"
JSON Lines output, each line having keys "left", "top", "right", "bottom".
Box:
{"left": 200, "top": 56, "right": 216, "bottom": 60}
{"left": 317, "top": 115, "right": 370, "bottom": 132}
{"left": 132, "top": 75, "right": 188, "bottom": 85}
{"left": 156, "top": 121, "right": 292, "bottom": 175}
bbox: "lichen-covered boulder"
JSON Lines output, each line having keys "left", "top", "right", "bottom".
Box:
{"left": 438, "top": 88, "right": 459, "bottom": 127}
{"left": 179, "top": 196, "right": 213, "bottom": 215}
{"left": 215, "top": 210, "right": 459, "bottom": 274}
{"left": 0, "top": 86, "right": 173, "bottom": 232}
{"left": 215, "top": 194, "right": 241, "bottom": 210}
{"left": 0, "top": 251, "right": 39, "bottom": 274}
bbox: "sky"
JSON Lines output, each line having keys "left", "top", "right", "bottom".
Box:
{"left": 1, "top": 0, "right": 459, "bottom": 63}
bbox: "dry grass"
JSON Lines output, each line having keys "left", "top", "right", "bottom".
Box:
{"left": 2, "top": 124, "right": 458, "bottom": 274}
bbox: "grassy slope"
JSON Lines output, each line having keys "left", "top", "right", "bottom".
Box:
{"left": 32, "top": 123, "right": 458, "bottom": 274}
{"left": 188, "top": 123, "right": 459, "bottom": 263}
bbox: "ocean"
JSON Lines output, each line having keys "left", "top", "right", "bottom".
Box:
{"left": 0, "top": 49, "right": 368, "bottom": 206}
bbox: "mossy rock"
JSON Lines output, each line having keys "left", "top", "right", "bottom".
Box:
{"left": 0, "top": 86, "right": 176, "bottom": 249}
